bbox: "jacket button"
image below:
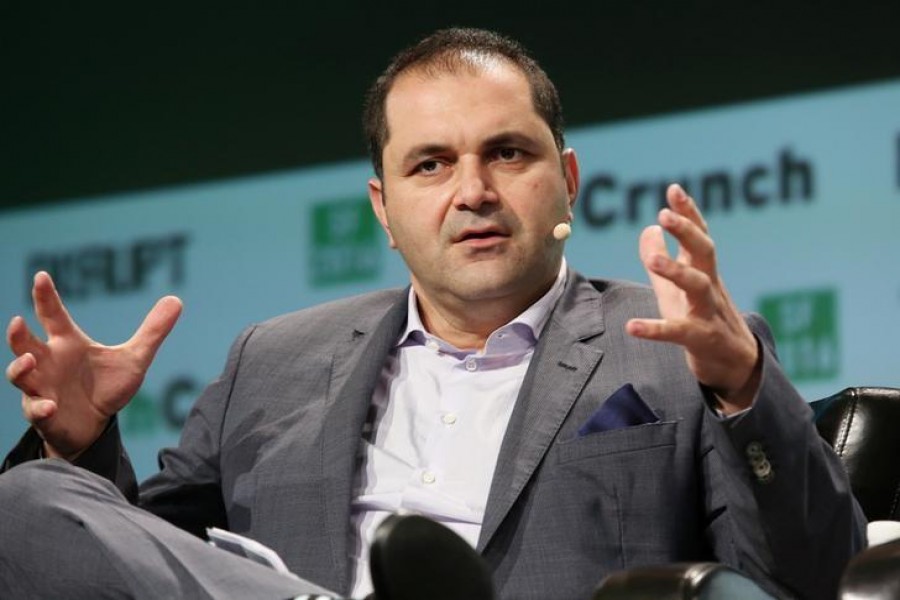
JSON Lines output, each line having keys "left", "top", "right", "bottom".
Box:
{"left": 753, "top": 459, "right": 774, "bottom": 484}
{"left": 745, "top": 442, "right": 774, "bottom": 483}
{"left": 745, "top": 441, "right": 764, "bottom": 459}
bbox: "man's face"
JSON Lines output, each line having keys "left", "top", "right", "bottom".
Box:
{"left": 369, "top": 60, "right": 579, "bottom": 310}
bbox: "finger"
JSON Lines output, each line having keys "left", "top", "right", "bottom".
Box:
{"left": 32, "top": 272, "right": 79, "bottom": 338}
{"left": 127, "top": 296, "right": 183, "bottom": 364}
{"left": 638, "top": 224, "right": 669, "bottom": 265}
{"left": 658, "top": 208, "right": 718, "bottom": 276}
{"left": 626, "top": 317, "right": 696, "bottom": 346}
{"left": 6, "top": 352, "right": 36, "bottom": 381}
{"left": 643, "top": 252, "right": 714, "bottom": 305}
{"left": 7, "top": 315, "right": 48, "bottom": 358}
{"left": 625, "top": 318, "right": 713, "bottom": 353}
{"left": 22, "top": 396, "right": 58, "bottom": 423}
{"left": 638, "top": 225, "right": 682, "bottom": 306}
{"left": 666, "top": 183, "right": 709, "bottom": 234}
{"left": 6, "top": 352, "right": 39, "bottom": 392}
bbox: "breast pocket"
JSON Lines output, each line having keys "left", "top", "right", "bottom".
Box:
{"left": 555, "top": 420, "right": 678, "bottom": 464}
{"left": 544, "top": 421, "right": 687, "bottom": 567}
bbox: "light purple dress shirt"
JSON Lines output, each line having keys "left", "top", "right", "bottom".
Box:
{"left": 348, "top": 261, "right": 568, "bottom": 597}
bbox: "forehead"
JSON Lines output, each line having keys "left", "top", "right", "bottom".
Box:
{"left": 383, "top": 61, "right": 547, "bottom": 151}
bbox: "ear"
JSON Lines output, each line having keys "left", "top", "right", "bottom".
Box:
{"left": 368, "top": 177, "right": 397, "bottom": 249}
{"left": 562, "top": 148, "right": 580, "bottom": 217}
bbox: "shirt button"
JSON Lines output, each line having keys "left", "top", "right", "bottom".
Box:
{"left": 442, "top": 413, "right": 457, "bottom": 425}
{"left": 465, "top": 358, "right": 477, "bottom": 371}
{"left": 425, "top": 339, "right": 440, "bottom": 352}
{"left": 422, "top": 471, "right": 436, "bottom": 484}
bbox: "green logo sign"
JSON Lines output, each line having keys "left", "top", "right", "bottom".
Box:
{"left": 758, "top": 288, "right": 839, "bottom": 382}
{"left": 310, "top": 198, "right": 381, "bottom": 286}
{"left": 118, "top": 376, "right": 199, "bottom": 436}
{"left": 120, "top": 390, "right": 161, "bottom": 435}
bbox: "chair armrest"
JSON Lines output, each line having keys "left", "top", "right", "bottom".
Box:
{"left": 839, "top": 538, "right": 900, "bottom": 600}
{"left": 593, "top": 563, "right": 773, "bottom": 600}
{"left": 868, "top": 521, "right": 900, "bottom": 547}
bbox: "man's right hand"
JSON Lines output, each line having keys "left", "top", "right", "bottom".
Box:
{"left": 5, "top": 272, "right": 182, "bottom": 460}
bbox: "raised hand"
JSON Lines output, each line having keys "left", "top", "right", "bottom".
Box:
{"left": 625, "top": 184, "right": 760, "bottom": 414}
{"left": 5, "top": 272, "right": 183, "bottom": 459}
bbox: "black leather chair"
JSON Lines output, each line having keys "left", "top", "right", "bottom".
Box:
{"left": 811, "top": 387, "right": 900, "bottom": 521}
{"left": 814, "top": 387, "right": 900, "bottom": 599}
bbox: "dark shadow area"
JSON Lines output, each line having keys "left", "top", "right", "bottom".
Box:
{"left": 2, "top": 2, "right": 898, "bottom": 210}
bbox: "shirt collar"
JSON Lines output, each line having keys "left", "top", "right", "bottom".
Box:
{"left": 397, "top": 258, "right": 568, "bottom": 351}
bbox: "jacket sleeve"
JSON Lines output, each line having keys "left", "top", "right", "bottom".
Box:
{"left": 2, "top": 417, "right": 139, "bottom": 503}
{"left": 702, "top": 314, "right": 867, "bottom": 599}
{"left": 134, "top": 325, "right": 257, "bottom": 538}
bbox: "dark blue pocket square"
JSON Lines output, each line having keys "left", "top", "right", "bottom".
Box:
{"left": 577, "top": 384, "right": 661, "bottom": 436}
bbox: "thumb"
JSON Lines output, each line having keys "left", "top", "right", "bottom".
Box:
{"left": 128, "top": 296, "right": 183, "bottom": 364}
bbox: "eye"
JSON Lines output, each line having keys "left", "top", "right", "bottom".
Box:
{"left": 414, "top": 159, "right": 445, "bottom": 175}
{"left": 494, "top": 147, "right": 523, "bottom": 162}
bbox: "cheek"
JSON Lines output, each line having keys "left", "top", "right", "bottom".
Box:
{"left": 517, "top": 176, "right": 570, "bottom": 221}
{"left": 385, "top": 195, "right": 444, "bottom": 242}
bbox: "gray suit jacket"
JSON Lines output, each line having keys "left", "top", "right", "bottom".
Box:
{"left": 4, "top": 270, "right": 866, "bottom": 599}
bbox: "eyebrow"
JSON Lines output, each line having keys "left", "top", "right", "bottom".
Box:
{"left": 481, "top": 131, "right": 541, "bottom": 152}
{"left": 400, "top": 144, "right": 452, "bottom": 169}
{"left": 400, "top": 131, "right": 542, "bottom": 168}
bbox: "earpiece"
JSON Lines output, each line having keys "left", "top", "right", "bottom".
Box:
{"left": 552, "top": 222, "right": 571, "bottom": 241}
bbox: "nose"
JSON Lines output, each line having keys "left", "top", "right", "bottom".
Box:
{"left": 452, "top": 157, "right": 498, "bottom": 210}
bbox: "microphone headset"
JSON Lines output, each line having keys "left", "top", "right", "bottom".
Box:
{"left": 552, "top": 222, "right": 571, "bottom": 241}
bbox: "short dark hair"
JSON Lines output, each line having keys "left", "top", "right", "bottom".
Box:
{"left": 363, "top": 28, "right": 565, "bottom": 179}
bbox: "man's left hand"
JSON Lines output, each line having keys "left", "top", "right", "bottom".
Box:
{"left": 625, "top": 184, "right": 761, "bottom": 414}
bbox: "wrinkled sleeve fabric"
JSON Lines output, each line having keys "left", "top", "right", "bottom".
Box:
{"left": 135, "top": 325, "right": 257, "bottom": 537}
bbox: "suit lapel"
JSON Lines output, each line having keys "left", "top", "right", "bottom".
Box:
{"left": 477, "top": 273, "right": 606, "bottom": 552}
{"left": 320, "top": 290, "right": 408, "bottom": 592}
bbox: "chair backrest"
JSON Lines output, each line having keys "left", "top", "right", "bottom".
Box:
{"left": 811, "top": 387, "right": 900, "bottom": 521}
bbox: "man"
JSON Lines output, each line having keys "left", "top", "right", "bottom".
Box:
{"left": 1, "top": 28, "right": 864, "bottom": 599}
